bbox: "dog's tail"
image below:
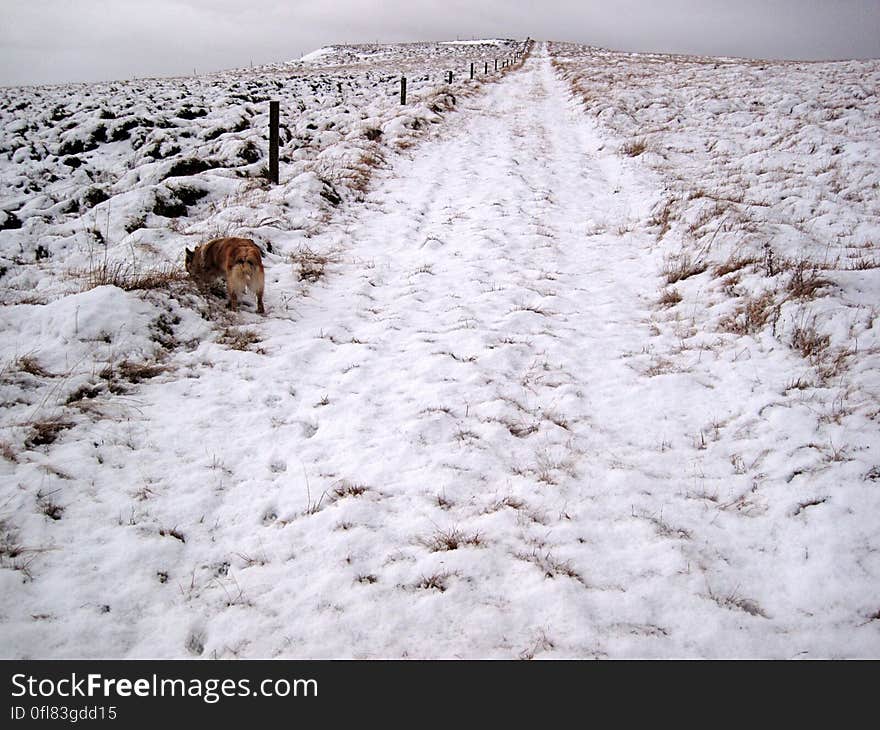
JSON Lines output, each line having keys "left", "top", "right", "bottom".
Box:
{"left": 229, "top": 249, "right": 265, "bottom": 312}
{"left": 233, "top": 250, "right": 262, "bottom": 284}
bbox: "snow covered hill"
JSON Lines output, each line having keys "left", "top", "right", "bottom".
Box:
{"left": 0, "top": 40, "right": 878, "bottom": 658}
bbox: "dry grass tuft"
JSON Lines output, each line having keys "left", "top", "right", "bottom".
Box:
{"left": 416, "top": 572, "right": 452, "bottom": 592}
{"left": 485, "top": 495, "right": 527, "bottom": 513}
{"left": 217, "top": 327, "right": 262, "bottom": 352}
{"left": 786, "top": 261, "right": 833, "bottom": 299}
{"left": 290, "top": 245, "right": 340, "bottom": 283}
{"left": 0, "top": 521, "right": 47, "bottom": 580}
{"left": 72, "top": 259, "right": 187, "bottom": 292}
{"left": 331, "top": 481, "right": 370, "bottom": 499}
{"left": 0, "top": 441, "right": 18, "bottom": 462}
{"left": 421, "top": 527, "right": 483, "bottom": 552}
{"left": 706, "top": 584, "right": 769, "bottom": 618}
{"left": 65, "top": 383, "right": 102, "bottom": 404}
{"left": 36, "top": 489, "right": 64, "bottom": 521}
{"left": 14, "top": 355, "right": 54, "bottom": 378}
{"left": 159, "top": 527, "right": 186, "bottom": 543}
{"left": 116, "top": 359, "right": 167, "bottom": 383}
{"left": 714, "top": 255, "right": 759, "bottom": 278}
{"left": 622, "top": 138, "right": 648, "bottom": 156}
{"left": 720, "top": 291, "right": 778, "bottom": 335}
{"left": 650, "top": 199, "right": 675, "bottom": 239}
{"left": 662, "top": 253, "right": 708, "bottom": 284}
{"left": 515, "top": 548, "right": 586, "bottom": 585}
{"left": 658, "top": 287, "right": 682, "bottom": 307}
{"left": 847, "top": 256, "right": 880, "bottom": 270}
{"left": 25, "top": 418, "right": 74, "bottom": 448}
{"left": 791, "top": 320, "right": 831, "bottom": 361}
{"left": 99, "top": 359, "right": 167, "bottom": 392}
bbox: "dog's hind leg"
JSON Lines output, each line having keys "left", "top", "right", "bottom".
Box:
{"left": 254, "top": 268, "right": 265, "bottom": 315}
{"left": 226, "top": 277, "right": 240, "bottom": 311}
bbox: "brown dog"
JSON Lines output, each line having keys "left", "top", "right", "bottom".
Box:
{"left": 185, "top": 237, "right": 265, "bottom": 314}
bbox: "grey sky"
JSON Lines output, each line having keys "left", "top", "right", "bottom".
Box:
{"left": 1, "top": 0, "right": 879, "bottom": 86}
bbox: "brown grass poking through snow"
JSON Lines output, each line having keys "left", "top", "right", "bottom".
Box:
{"left": 706, "top": 584, "right": 770, "bottom": 618}
{"left": 785, "top": 260, "right": 833, "bottom": 300}
{"left": 13, "top": 355, "right": 54, "bottom": 379}
{"left": 0, "top": 442, "right": 18, "bottom": 462}
{"left": 416, "top": 572, "right": 453, "bottom": 592}
{"left": 662, "top": 253, "right": 708, "bottom": 284}
{"left": 622, "top": 138, "right": 648, "bottom": 157}
{"left": 71, "top": 259, "right": 187, "bottom": 293}
{"left": 217, "top": 327, "right": 262, "bottom": 352}
{"left": 791, "top": 319, "right": 831, "bottom": 362}
{"left": 0, "top": 520, "right": 48, "bottom": 581}
{"left": 331, "top": 481, "right": 370, "bottom": 499}
{"left": 720, "top": 291, "right": 779, "bottom": 335}
{"left": 551, "top": 42, "right": 878, "bottom": 403}
{"left": 290, "top": 246, "right": 341, "bottom": 283}
{"left": 649, "top": 199, "right": 675, "bottom": 240}
{"left": 421, "top": 527, "right": 483, "bottom": 552}
{"left": 658, "top": 287, "right": 683, "bottom": 307}
{"left": 25, "top": 418, "right": 74, "bottom": 448}
{"left": 713, "top": 255, "right": 759, "bottom": 278}
{"left": 514, "top": 548, "right": 587, "bottom": 585}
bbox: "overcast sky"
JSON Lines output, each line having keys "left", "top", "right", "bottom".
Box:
{"left": 1, "top": 0, "right": 879, "bottom": 86}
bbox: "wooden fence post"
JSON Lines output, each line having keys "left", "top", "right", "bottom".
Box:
{"left": 484, "top": 61, "right": 488, "bottom": 74}
{"left": 400, "top": 75, "right": 407, "bottom": 105}
{"left": 470, "top": 62, "right": 474, "bottom": 79}
{"left": 494, "top": 58, "right": 498, "bottom": 71}
{"left": 447, "top": 70, "right": 453, "bottom": 84}
{"left": 269, "top": 100, "right": 279, "bottom": 185}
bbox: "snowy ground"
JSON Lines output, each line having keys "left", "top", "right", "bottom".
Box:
{"left": 1, "top": 40, "right": 878, "bottom": 658}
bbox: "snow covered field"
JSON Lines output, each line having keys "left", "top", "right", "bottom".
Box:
{"left": 1, "top": 39, "right": 878, "bottom": 658}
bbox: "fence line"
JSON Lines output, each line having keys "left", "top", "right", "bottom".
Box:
{"left": 268, "top": 40, "right": 533, "bottom": 183}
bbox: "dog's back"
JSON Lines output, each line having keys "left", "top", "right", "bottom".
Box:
{"left": 186, "top": 237, "right": 265, "bottom": 314}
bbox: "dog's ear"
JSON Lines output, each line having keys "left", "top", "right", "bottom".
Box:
{"left": 185, "top": 248, "right": 194, "bottom": 261}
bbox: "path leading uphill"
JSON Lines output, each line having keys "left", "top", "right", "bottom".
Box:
{"left": 9, "top": 43, "right": 874, "bottom": 659}
{"left": 256, "top": 43, "right": 693, "bottom": 656}
{"left": 156, "top": 43, "right": 759, "bottom": 657}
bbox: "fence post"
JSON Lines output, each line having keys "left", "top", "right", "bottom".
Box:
{"left": 400, "top": 75, "right": 407, "bottom": 105}
{"left": 470, "top": 62, "right": 474, "bottom": 80}
{"left": 484, "top": 61, "right": 488, "bottom": 74}
{"left": 447, "top": 70, "right": 453, "bottom": 84}
{"left": 268, "top": 100, "right": 279, "bottom": 185}
{"left": 494, "top": 58, "right": 498, "bottom": 71}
